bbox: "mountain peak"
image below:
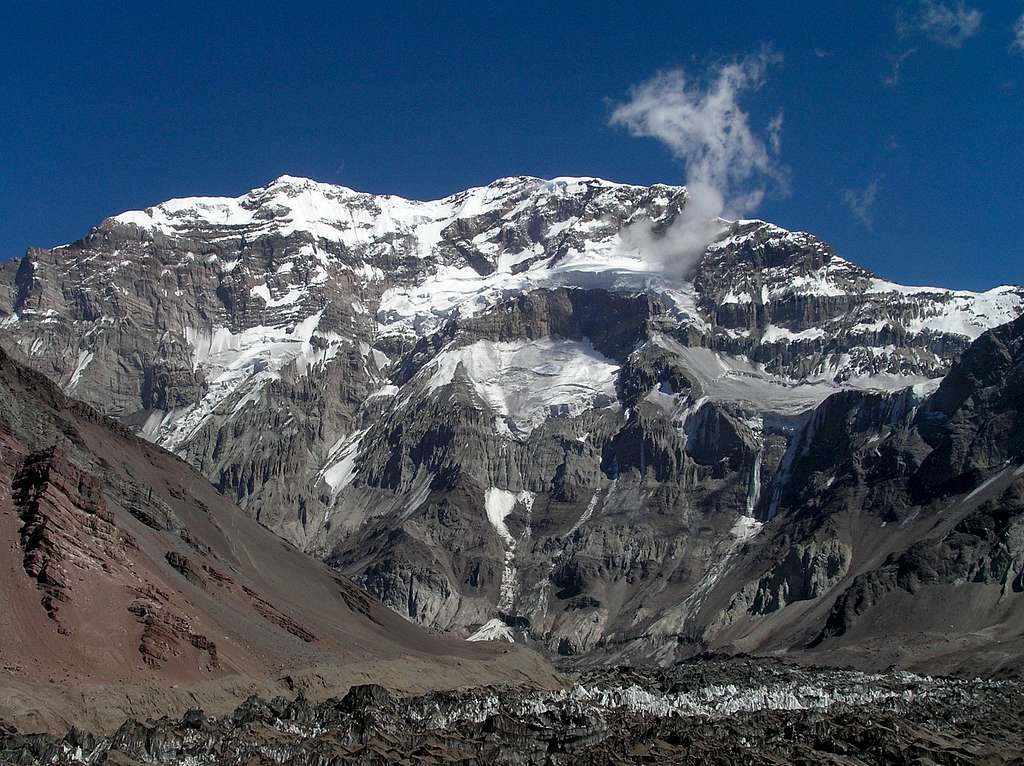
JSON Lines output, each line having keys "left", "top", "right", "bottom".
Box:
{"left": 259, "top": 174, "right": 362, "bottom": 197}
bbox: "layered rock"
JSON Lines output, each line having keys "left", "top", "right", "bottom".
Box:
{"left": 13, "top": 447, "right": 131, "bottom": 632}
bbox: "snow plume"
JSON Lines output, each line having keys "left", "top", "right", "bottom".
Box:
{"left": 610, "top": 50, "right": 787, "bottom": 275}
{"left": 619, "top": 181, "right": 727, "bottom": 273}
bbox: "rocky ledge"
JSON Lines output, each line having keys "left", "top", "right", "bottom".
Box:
{"left": 2, "top": 659, "right": 1021, "bottom": 765}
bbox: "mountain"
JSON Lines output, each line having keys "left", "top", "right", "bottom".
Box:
{"left": 1, "top": 174, "right": 1022, "bottom": 670}
{"left": 0, "top": 346, "right": 554, "bottom": 734}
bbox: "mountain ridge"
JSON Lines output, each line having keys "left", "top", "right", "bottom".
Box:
{"left": 98, "top": 173, "right": 1021, "bottom": 297}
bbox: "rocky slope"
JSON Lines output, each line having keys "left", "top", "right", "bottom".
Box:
{"left": 1, "top": 175, "right": 1022, "bottom": 667}
{"left": 0, "top": 347, "right": 555, "bottom": 734}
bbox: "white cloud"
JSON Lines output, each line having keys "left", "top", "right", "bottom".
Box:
{"left": 1013, "top": 13, "right": 1024, "bottom": 52}
{"left": 905, "top": 1, "right": 983, "bottom": 48}
{"left": 609, "top": 50, "right": 788, "bottom": 274}
{"left": 767, "top": 111, "right": 784, "bottom": 155}
{"left": 883, "top": 48, "right": 917, "bottom": 87}
{"left": 841, "top": 179, "right": 881, "bottom": 230}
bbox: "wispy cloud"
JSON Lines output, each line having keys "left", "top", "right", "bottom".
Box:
{"left": 767, "top": 111, "right": 784, "bottom": 155}
{"left": 901, "top": 1, "right": 983, "bottom": 48}
{"left": 883, "top": 48, "right": 917, "bottom": 87}
{"left": 609, "top": 49, "right": 788, "bottom": 274}
{"left": 841, "top": 179, "right": 881, "bottom": 230}
{"left": 813, "top": 47, "right": 833, "bottom": 59}
{"left": 1013, "top": 13, "right": 1024, "bottom": 52}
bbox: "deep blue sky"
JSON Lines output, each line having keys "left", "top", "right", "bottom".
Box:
{"left": 3, "top": 1, "right": 1022, "bottom": 290}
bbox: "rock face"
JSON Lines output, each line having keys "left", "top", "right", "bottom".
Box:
{"left": 0, "top": 347, "right": 555, "bottom": 734}
{"left": 1, "top": 174, "right": 1023, "bottom": 669}
{"left": 710, "top": 315, "right": 1024, "bottom": 671}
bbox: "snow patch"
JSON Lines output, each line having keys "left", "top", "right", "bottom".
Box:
{"left": 250, "top": 283, "right": 307, "bottom": 308}
{"left": 317, "top": 429, "right": 367, "bottom": 498}
{"left": 730, "top": 514, "right": 763, "bottom": 542}
{"left": 761, "top": 325, "right": 825, "bottom": 344}
{"left": 65, "top": 350, "right": 94, "bottom": 393}
{"left": 485, "top": 488, "right": 536, "bottom": 615}
{"left": 567, "top": 492, "right": 601, "bottom": 536}
{"left": 466, "top": 618, "right": 515, "bottom": 643}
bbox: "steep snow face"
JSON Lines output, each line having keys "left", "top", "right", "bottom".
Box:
{"left": 373, "top": 218, "right": 699, "bottom": 342}
{"left": 374, "top": 245, "right": 655, "bottom": 340}
{"left": 425, "top": 338, "right": 619, "bottom": 436}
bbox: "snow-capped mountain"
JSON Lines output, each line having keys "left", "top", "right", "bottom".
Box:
{"left": 2, "top": 174, "right": 1022, "bottom": 665}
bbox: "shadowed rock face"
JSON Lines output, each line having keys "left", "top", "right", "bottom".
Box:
{"left": 1, "top": 175, "right": 1023, "bottom": 670}
{"left": 710, "top": 314, "right": 1024, "bottom": 671}
{"left": 0, "top": 348, "right": 556, "bottom": 734}
{"left": 2, "top": 660, "right": 1022, "bottom": 765}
